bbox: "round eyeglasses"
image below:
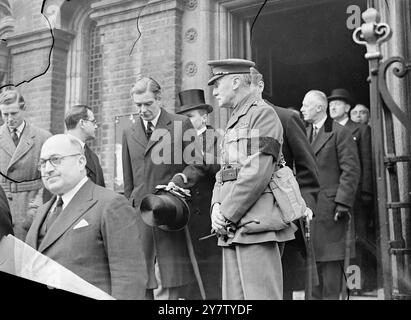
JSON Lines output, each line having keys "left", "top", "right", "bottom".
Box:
{"left": 37, "top": 153, "right": 82, "bottom": 171}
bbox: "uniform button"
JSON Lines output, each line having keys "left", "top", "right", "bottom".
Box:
{"left": 9, "top": 167, "right": 14, "bottom": 173}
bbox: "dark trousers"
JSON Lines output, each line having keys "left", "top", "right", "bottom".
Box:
{"left": 312, "top": 260, "right": 343, "bottom": 300}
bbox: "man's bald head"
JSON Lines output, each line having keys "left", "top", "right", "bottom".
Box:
{"left": 40, "top": 134, "right": 87, "bottom": 196}
{"left": 42, "top": 134, "right": 85, "bottom": 157}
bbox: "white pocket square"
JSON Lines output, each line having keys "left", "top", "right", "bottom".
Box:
{"left": 73, "top": 219, "right": 89, "bottom": 230}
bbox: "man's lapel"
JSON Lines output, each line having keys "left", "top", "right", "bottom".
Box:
{"left": 131, "top": 117, "right": 148, "bottom": 149}
{"left": 26, "top": 196, "right": 56, "bottom": 250}
{"left": 8, "top": 123, "right": 35, "bottom": 169}
{"left": 38, "top": 180, "right": 97, "bottom": 253}
{"left": 145, "top": 109, "right": 172, "bottom": 156}
{"left": 345, "top": 119, "right": 359, "bottom": 135}
{"left": 84, "top": 145, "right": 97, "bottom": 177}
{"left": 312, "top": 125, "right": 334, "bottom": 155}
{"left": 0, "top": 125, "right": 17, "bottom": 158}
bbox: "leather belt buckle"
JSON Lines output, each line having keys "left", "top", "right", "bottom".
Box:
{"left": 221, "top": 166, "right": 239, "bottom": 182}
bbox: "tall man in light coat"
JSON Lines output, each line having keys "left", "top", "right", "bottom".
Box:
{"left": 300, "top": 90, "right": 360, "bottom": 299}
{"left": 0, "top": 89, "right": 51, "bottom": 240}
{"left": 122, "top": 76, "right": 207, "bottom": 300}
{"left": 26, "top": 134, "right": 147, "bottom": 299}
{"left": 209, "top": 59, "right": 297, "bottom": 300}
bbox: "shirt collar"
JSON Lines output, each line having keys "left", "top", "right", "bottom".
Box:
{"left": 197, "top": 126, "right": 207, "bottom": 136}
{"left": 313, "top": 115, "right": 327, "bottom": 130}
{"left": 60, "top": 176, "right": 89, "bottom": 210}
{"left": 338, "top": 117, "right": 349, "bottom": 126}
{"left": 67, "top": 133, "right": 86, "bottom": 148}
{"left": 143, "top": 108, "right": 162, "bottom": 129}
{"left": 10, "top": 120, "right": 25, "bottom": 137}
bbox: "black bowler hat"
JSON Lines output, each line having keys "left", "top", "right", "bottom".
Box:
{"left": 140, "top": 190, "right": 190, "bottom": 231}
{"left": 327, "top": 88, "right": 353, "bottom": 106}
{"left": 176, "top": 89, "right": 213, "bottom": 114}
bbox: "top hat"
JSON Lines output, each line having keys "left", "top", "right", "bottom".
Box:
{"left": 140, "top": 190, "right": 190, "bottom": 231}
{"left": 327, "top": 88, "right": 353, "bottom": 106}
{"left": 176, "top": 89, "right": 213, "bottom": 114}
{"left": 207, "top": 58, "right": 255, "bottom": 85}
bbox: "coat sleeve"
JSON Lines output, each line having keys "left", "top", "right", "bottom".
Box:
{"left": 334, "top": 127, "right": 361, "bottom": 209}
{"left": 0, "top": 186, "right": 13, "bottom": 239}
{"left": 101, "top": 194, "right": 147, "bottom": 300}
{"left": 122, "top": 131, "right": 133, "bottom": 199}
{"left": 359, "top": 125, "right": 373, "bottom": 196}
{"left": 220, "top": 105, "right": 283, "bottom": 223}
{"left": 286, "top": 112, "right": 320, "bottom": 211}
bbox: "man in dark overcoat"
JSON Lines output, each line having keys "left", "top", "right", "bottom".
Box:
{"left": 328, "top": 88, "right": 375, "bottom": 291}
{"left": 300, "top": 90, "right": 360, "bottom": 299}
{"left": 176, "top": 89, "right": 221, "bottom": 300}
{"left": 122, "top": 76, "right": 207, "bottom": 300}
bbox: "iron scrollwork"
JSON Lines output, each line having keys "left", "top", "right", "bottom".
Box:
{"left": 378, "top": 57, "right": 411, "bottom": 133}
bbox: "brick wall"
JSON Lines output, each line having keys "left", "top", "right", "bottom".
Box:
{"left": 5, "top": 0, "right": 186, "bottom": 190}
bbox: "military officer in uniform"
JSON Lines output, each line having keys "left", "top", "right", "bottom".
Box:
{"left": 208, "top": 59, "right": 297, "bottom": 300}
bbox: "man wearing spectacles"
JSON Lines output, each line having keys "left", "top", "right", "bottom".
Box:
{"left": 25, "top": 134, "right": 147, "bottom": 299}
{"left": 64, "top": 105, "right": 105, "bottom": 187}
{"left": 0, "top": 89, "right": 52, "bottom": 241}
{"left": 350, "top": 104, "right": 370, "bottom": 126}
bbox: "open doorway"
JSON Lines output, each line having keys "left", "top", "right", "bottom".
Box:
{"left": 249, "top": 0, "right": 369, "bottom": 110}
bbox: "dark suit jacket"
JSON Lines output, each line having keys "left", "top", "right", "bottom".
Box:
{"left": 84, "top": 144, "right": 106, "bottom": 187}
{"left": 270, "top": 105, "right": 320, "bottom": 290}
{"left": 308, "top": 117, "right": 360, "bottom": 261}
{"left": 26, "top": 180, "right": 147, "bottom": 300}
{"left": 0, "top": 185, "right": 13, "bottom": 239}
{"left": 187, "top": 125, "right": 221, "bottom": 299}
{"left": 344, "top": 119, "right": 373, "bottom": 198}
{"left": 122, "top": 108, "right": 206, "bottom": 290}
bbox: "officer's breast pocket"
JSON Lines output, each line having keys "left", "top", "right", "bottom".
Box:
{"left": 225, "top": 125, "right": 249, "bottom": 161}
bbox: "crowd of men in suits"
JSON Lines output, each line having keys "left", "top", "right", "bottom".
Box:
{"left": 0, "top": 58, "right": 375, "bottom": 300}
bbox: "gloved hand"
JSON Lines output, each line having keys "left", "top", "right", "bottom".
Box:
{"left": 303, "top": 207, "right": 314, "bottom": 221}
{"left": 334, "top": 204, "right": 351, "bottom": 221}
{"left": 211, "top": 203, "right": 227, "bottom": 233}
{"left": 155, "top": 182, "right": 191, "bottom": 198}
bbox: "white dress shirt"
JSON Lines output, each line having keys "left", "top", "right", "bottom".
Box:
{"left": 313, "top": 115, "right": 328, "bottom": 131}
{"left": 142, "top": 109, "right": 162, "bottom": 131}
{"left": 10, "top": 120, "right": 25, "bottom": 138}
{"left": 49, "top": 176, "right": 89, "bottom": 213}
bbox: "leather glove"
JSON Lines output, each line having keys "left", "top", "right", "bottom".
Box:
{"left": 334, "top": 204, "right": 351, "bottom": 221}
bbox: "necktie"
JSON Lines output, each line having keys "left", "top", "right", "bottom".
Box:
{"left": 311, "top": 126, "right": 318, "bottom": 142}
{"left": 11, "top": 128, "right": 19, "bottom": 146}
{"left": 46, "top": 197, "right": 63, "bottom": 231}
{"left": 146, "top": 121, "right": 154, "bottom": 139}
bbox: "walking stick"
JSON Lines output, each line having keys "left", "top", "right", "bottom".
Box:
{"left": 341, "top": 212, "right": 352, "bottom": 300}
{"left": 304, "top": 216, "right": 312, "bottom": 300}
{"left": 184, "top": 226, "right": 206, "bottom": 300}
